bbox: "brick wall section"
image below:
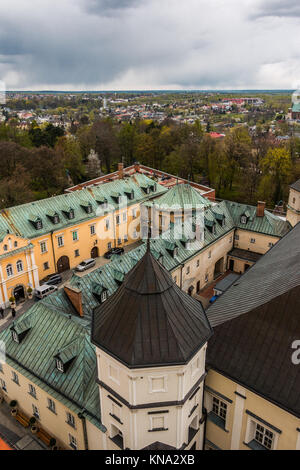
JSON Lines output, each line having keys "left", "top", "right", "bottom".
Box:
{"left": 64, "top": 285, "right": 83, "bottom": 317}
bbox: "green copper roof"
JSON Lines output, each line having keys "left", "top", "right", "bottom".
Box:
{"left": 145, "top": 183, "right": 212, "bottom": 209}
{"left": 0, "top": 174, "right": 167, "bottom": 239}
{"left": 223, "top": 200, "right": 291, "bottom": 237}
{"left": 0, "top": 297, "right": 105, "bottom": 431}
{"left": 292, "top": 103, "right": 300, "bottom": 112}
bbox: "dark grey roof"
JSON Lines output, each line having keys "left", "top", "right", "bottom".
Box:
{"left": 207, "top": 222, "right": 300, "bottom": 327}
{"left": 214, "top": 273, "right": 240, "bottom": 293}
{"left": 142, "top": 441, "right": 176, "bottom": 450}
{"left": 206, "top": 223, "right": 300, "bottom": 417}
{"left": 92, "top": 245, "right": 212, "bottom": 368}
{"left": 228, "top": 248, "right": 262, "bottom": 263}
{"left": 290, "top": 179, "right": 300, "bottom": 192}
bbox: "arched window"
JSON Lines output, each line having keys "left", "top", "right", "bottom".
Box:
{"left": 16, "top": 260, "right": 23, "bottom": 273}
{"left": 6, "top": 264, "right": 13, "bottom": 277}
{"left": 14, "top": 241, "right": 18, "bottom": 248}
{"left": 3, "top": 245, "right": 8, "bottom": 251}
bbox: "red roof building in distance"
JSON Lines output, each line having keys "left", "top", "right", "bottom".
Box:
{"left": 66, "top": 162, "right": 216, "bottom": 201}
{"left": 209, "top": 132, "right": 225, "bottom": 139}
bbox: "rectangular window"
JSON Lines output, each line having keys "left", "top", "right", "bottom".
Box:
{"left": 74, "top": 249, "right": 80, "bottom": 257}
{"left": 150, "top": 376, "right": 166, "bottom": 393}
{"left": 107, "top": 242, "right": 112, "bottom": 251}
{"left": 186, "top": 266, "right": 190, "bottom": 275}
{"left": 132, "top": 208, "right": 137, "bottom": 219}
{"left": 196, "top": 260, "right": 200, "bottom": 267}
{"left": 47, "top": 398, "right": 56, "bottom": 414}
{"left": 105, "top": 219, "right": 110, "bottom": 230}
{"left": 90, "top": 225, "right": 96, "bottom": 235}
{"left": 69, "top": 434, "right": 77, "bottom": 450}
{"left": 254, "top": 423, "right": 274, "bottom": 450}
{"left": 12, "top": 371, "right": 19, "bottom": 385}
{"left": 205, "top": 274, "right": 208, "bottom": 283}
{"left": 250, "top": 238, "right": 255, "bottom": 244}
{"left": 208, "top": 251, "right": 211, "bottom": 259}
{"left": 124, "top": 234, "right": 128, "bottom": 243}
{"left": 32, "top": 404, "right": 40, "bottom": 419}
{"left": 57, "top": 236, "right": 64, "bottom": 247}
{"left": 43, "top": 262, "right": 49, "bottom": 271}
{"left": 234, "top": 234, "right": 239, "bottom": 240}
{"left": 0, "top": 363, "right": 3, "bottom": 373}
{"left": 0, "top": 378, "right": 7, "bottom": 392}
{"left": 117, "top": 238, "right": 122, "bottom": 246}
{"left": 123, "top": 212, "right": 127, "bottom": 223}
{"left": 29, "top": 384, "right": 37, "bottom": 398}
{"left": 268, "top": 242, "right": 274, "bottom": 248}
{"left": 40, "top": 241, "right": 47, "bottom": 254}
{"left": 116, "top": 215, "right": 120, "bottom": 225}
{"left": 151, "top": 416, "right": 165, "bottom": 431}
{"left": 66, "top": 412, "right": 76, "bottom": 428}
{"left": 212, "top": 396, "right": 227, "bottom": 422}
{"left": 72, "top": 231, "right": 78, "bottom": 242}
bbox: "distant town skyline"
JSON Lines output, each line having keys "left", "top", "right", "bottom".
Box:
{"left": 1, "top": 0, "right": 300, "bottom": 91}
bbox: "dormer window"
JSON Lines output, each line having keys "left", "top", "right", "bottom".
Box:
{"left": 81, "top": 202, "right": 93, "bottom": 214}
{"left": 240, "top": 215, "right": 248, "bottom": 224}
{"left": 92, "top": 283, "right": 108, "bottom": 303}
{"left": 54, "top": 340, "right": 78, "bottom": 373}
{"left": 47, "top": 212, "right": 60, "bottom": 224}
{"left": 124, "top": 189, "right": 134, "bottom": 200}
{"left": 10, "top": 318, "right": 31, "bottom": 344}
{"left": 97, "top": 198, "right": 108, "bottom": 210}
{"left": 29, "top": 216, "right": 43, "bottom": 230}
{"left": 56, "top": 359, "right": 64, "bottom": 373}
{"left": 12, "top": 331, "right": 19, "bottom": 343}
{"left": 63, "top": 208, "right": 75, "bottom": 220}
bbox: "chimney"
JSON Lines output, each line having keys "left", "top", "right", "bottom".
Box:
{"left": 118, "top": 162, "right": 124, "bottom": 179}
{"left": 256, "top": 201, "right": 266, "bottom": 217}
{"left": 64, "top": 284, "right": 83, "bottom": 317}
{"left": 134, "top": 161, "right": 140, "bottom": 173}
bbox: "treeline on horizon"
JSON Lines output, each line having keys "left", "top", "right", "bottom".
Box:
{"left": 0, "top": 117, "right": 299, "bottom": 211}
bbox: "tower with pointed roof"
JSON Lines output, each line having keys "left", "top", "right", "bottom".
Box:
{"left": 286, "top": 179, "right": 300, "bottom": 227}
{"left": 91, "top": 241, "right": 212, "bottom": 450}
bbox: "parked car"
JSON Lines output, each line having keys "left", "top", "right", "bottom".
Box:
{"left": 75, "top": 258, "right": 96, "bottom": 272}
{"left": 44, "top": 274, "right": 62, "bottom": 286}
{"left": 104, "top": 247, "right": 125, "bottom": 259}
{"left": 35, "top": 284, "right": 58, "bottom": 300}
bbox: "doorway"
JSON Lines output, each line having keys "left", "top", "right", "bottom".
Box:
{"left": 214, "top": 257, "right": 224, "bottom": 279}
{"left": 13, "top": 285, "right": 26, "bottom": 304}
{"left": 91, "top": 246, "right": 99, "bottom": 259}
{"left": 57, "top": 256, "right": 70, "bottom": 273}
{"left": 229, "top": 259, "right": 234, "bottom": 271}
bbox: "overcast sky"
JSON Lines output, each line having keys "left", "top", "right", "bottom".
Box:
{"left": 1, "top": 0, "right": 300, "bottom": 90}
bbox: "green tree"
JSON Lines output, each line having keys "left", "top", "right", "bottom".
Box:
{"left": 258, "top": 147, "right": 292, "bottom": 205}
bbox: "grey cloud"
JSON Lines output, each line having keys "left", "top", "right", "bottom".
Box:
{"left": 251, "top": 0, "right": 300, "bottom": 18}
{"left": 82, "top": 0, "right": 141, "bottom": 16}
{"left": 0, "top": 0, "right": 299, "bottom": 90}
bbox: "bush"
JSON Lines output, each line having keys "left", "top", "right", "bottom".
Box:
{"left": 9, "top": 296, "right": 15, "bottom": 303}
{"left": 27, "top": 287, "right": 33, "bottom": 294}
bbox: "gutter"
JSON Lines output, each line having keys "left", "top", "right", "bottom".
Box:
{"left": 78, "top": 410, "right": 89, "bottom": 450}
{"left": 50, "top": 231, "right": 57, "bottom": 273}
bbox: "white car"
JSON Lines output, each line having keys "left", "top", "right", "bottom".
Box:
{"left": 35, "top": 284, "right": 58, "bottom": 300}
{"left": 75, "top": 258, "right": 96, "bottom": 272}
